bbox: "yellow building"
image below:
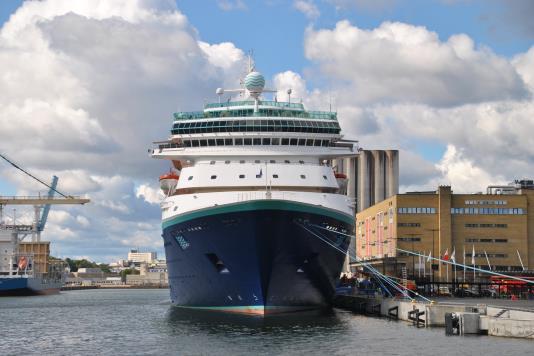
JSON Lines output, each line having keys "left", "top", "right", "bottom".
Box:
{"left": 354, "top": 180, "right": 534, "bottom": 281}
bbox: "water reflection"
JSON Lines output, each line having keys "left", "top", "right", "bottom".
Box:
{"left": 165, "top": 306, "right": 345, "bottom": 336}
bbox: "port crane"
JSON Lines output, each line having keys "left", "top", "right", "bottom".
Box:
{"left": 0, "top": 153, "right": 90, "bottom": 242}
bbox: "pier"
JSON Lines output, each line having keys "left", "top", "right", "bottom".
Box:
{"left": 333, "top": 294, "right": 534, "bottom": 338}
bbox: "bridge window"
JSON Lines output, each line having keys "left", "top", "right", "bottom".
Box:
{"left": 262, "top": 138, "right": 271, "bottom": 145}
{"left": 281, "top": 138, "right": 290, "bottom": 145}
{"left": 244, "top": 138, "right": 252, "bottom": 145}
{"left": 272, "top": 138, "right": 280, "bottom": 145}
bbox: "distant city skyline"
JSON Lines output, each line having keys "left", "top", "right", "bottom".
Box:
{"left": 0, "top": 0, "right": 533, "bottom": 262}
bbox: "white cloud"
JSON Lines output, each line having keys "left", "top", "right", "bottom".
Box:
{"left": 435, "top": 145, "right": 507, "bottom": 193}
{"left": 326, "top": 0, "right": 397, "bottom": 12}
{"left": 135, "top": 184, "right": 164, "bottom": 205}
{"left": 0, "top": 0, "right": 244, "bottom": 262}
{"left": 216, "top": 0, "right": 247, "bottom": 11}
{"left": 304, "top": 21, "right": 528, "bottom": 107}
{"left": 294, "top": 0, "right": 320, "bottom": 20}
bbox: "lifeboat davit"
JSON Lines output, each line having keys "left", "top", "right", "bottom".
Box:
{"left": 160, "top": 171, "right": 180, "bottom": 196}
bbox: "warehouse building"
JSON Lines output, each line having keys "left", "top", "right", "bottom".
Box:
{"left": 353, "top": 180, "right": 534, "bottom": 281}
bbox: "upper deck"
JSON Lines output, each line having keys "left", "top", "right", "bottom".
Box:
{"left": 174, "top": 100, "right": 337, "bottom": 121}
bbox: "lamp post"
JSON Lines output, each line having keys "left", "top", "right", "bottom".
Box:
{"left": 404, "top": 233, "right": 421, "bottom": 279}
{"left": 427, "top": 228, "right": 439, "bottom": 295}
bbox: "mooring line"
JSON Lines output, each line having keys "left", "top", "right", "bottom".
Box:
{"left": 296, "top": 221, "right": 434, "bottom": 302}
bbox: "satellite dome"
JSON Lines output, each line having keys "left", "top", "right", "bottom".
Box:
{"left": 244, "top": 71, "right": 265, "bottom": 93}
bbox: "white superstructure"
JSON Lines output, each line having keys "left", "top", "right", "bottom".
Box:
{"left": 151, "top": 64, "right": 358, "bottom": 225}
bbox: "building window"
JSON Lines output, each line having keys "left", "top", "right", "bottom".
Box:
{"left": 397, "top": 223, "right": 421, "bottom": 227}
{"left": 398, "top": 237, "right": 421, "bottom": 242}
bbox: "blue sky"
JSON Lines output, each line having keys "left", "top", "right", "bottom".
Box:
{"left": 0, "top": 0, "right": 533, "bottom": 261}
{"left": 0, "top": 1, "right": 531, "bottom": 195}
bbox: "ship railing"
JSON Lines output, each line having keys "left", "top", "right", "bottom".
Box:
{"left": 0, "top": 252, "right": 35, "bottom": 277}
{"left": 204, "top": 100, "right": 305, "bottom": 110}
{"left": 236, "top": 190, "right": 298, "bottom": 202}
{"left": 173, "top": 109, "right": 337, "bottom": 121}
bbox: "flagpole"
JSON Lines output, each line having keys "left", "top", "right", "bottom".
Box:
{"left": 453, "top": 246, "right": 457, "bottom": 284}
{"left": 423, "top": 252, "right": 426, "bottom": 278}
{"left": 484, "top": 250, "right": 492, "bottom": 271}
{"left": 463, "top": 246, "right": 466, "bottom": 282}
{"left": 472, "top": 245, "right": 476, "bottom": 283}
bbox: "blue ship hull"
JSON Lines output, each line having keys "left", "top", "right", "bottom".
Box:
{"left": 0, "top": 276, "right": 63, "bottom": 296}
{"left": 162, "top": 199, "right": 353, "bottom": 315}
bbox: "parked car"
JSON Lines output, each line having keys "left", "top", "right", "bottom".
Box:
{"left": 455, "top": 288, "right": 479, "bottom": 297}
{"left": 481, "top": 289, "right": 498, "bottom": 298}
{"left": 438, "top": 286, "right": 452, "bottom": 296}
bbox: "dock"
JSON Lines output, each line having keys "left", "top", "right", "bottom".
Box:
{"left": 333, "top": 294, "right": 534, "bottom": 339}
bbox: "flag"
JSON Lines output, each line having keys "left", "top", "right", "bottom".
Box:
{"left": 450, "top": 248, "right": 456, "bottom": 263}
{"left": 442, "top": 248, "right": 449, "bottom": 261}
{"left": 471, "top": 245, "right": 475, "bottom": 265}
{"left": 426, "top": 251, "right": 432, "bottom": 262}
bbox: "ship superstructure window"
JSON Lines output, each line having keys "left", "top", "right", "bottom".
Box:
{"left": 255, "top": 160, "right": 261, "bottom": 163}
{"left": 210, "top": 161, "right": 215, "bottom": 165}
{"left": 270, "top": 160, "right": 276, "bottom": 164}
{"left": 171, "top": 118, "right": 341, "bottom": 135}
{"left": 188, "top": 176, "right": 193, "bottom": 180}
{"left": 225, "top": 160, "right": 230, "bottom": 164}
{"left": 299, "top": 160, "right": 305, "bottom": 164}
{"left": 273, "top": 174, "right": 279, "bottom": 178}
{"left": 284, "top": 160, "right": 290, "bottom": 164}
{"left": 239, "top": 174, "right": 245, "bottom": 179}
{"left": 211, "top": 175, "right": 217, "bottom": 179}
{"left": 323, "top": 175, "right": 328, "bottom": 180}
{"left": 300, "top": 175, "right": 306, "bottom": 179}
{"left": 240, "top": 160, "right": 245, "bottom": 164}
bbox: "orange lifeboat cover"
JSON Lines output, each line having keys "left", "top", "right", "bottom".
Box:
{"left": 334, "top": 172, "right": 347, "bottom": 179}
{"left": 159, "top": 173, "right": 180, "bottom": 181}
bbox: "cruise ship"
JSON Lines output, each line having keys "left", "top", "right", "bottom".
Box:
{"left": 151, "top": 65, "right": 357, "bottom": 315}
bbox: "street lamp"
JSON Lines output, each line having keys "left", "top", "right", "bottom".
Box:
{"left": 426, "top": 228, "right": 439, "bottom": 295}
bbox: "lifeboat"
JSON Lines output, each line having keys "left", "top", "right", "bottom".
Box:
{"left": 334, "top": 172, "right": 348, "bottom": 194}
{"left": 160, "top": 171, "right": 180, "bottom": 196}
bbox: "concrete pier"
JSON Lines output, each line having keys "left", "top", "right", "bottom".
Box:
{"left": 333, "top": 295, "right": 534, "bottom": 339}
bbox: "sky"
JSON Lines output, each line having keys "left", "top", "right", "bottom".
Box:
{"left": 0, "top": 0, "right": 533, "bottom": 262}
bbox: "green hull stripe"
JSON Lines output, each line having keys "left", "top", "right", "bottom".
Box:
{"left": 162, "top": 199, "right": 354, "bottom": 229}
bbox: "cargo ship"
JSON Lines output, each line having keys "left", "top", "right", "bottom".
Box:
{"left": 0, "top": 172, "right": 90, "bottom": 296}
{"left": 151, "top": 63, "right": 356, "bottom": 315}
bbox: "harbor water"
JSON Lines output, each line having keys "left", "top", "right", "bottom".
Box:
{"left": 1, "top": 289, "right": 532, "bottom": 355}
